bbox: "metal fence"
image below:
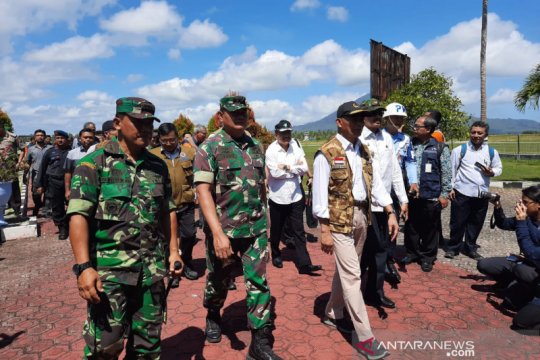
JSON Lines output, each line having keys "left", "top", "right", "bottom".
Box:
{"left": 448, "top": 134, "right": 540, "bottom": 158}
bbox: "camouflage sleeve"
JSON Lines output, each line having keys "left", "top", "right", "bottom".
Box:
{"left": 193, "top": 143, "right": 215, "bottom": 184}
{"left": 66, "top": 157, "right": 99, "bottom": 218}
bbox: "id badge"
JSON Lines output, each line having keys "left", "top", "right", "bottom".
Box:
{"left": 425, "top": 163, "right": 432, "bottom": 173}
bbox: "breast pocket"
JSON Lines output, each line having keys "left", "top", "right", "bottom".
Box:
{"left": 97, "top": 183, "right": 132, "bottom": 221}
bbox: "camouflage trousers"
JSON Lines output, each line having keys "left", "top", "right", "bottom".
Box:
{"left": 82, "top": 280, "right": 165, "bottom": 360}
{"left": 204, "top": 233, "right": 272, "bottom": 330}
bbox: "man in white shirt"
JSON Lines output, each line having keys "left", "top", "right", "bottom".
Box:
{"left": 360, "top": 105, "right": 408, "bottom": 309}
{"left": 446, "top": 121, "right": 502, "bottom": 259}
{"left": 266, "top": 120, "right": 322, "bottom": 275}
{"left": 312, "top": 100, "right": 397, "bottom": 359}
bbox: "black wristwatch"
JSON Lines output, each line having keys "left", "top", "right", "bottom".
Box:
{"left": 72, "top": 262, "right": 93, "bottom": 278}
{"left": 386, "top": 209, "right": 396, "bottom": 216}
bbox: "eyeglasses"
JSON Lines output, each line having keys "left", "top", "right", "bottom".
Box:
{"left": 160, "top": 138, "right": 178, "bottom": 145}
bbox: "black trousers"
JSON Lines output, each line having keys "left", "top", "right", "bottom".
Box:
{"left": 31, "top": 169, "right": 44, "bottom": 213}
{"left": 447, "top": 190, "right": 489, "bottom": 254}
{"left": 361, "top": 211, "right": 389, "bottom": 298}
{"left": 46, "top": 177, "right": 66, "bottom": 227}
{"left": 269, "top": 198, "right": 311, "bottom": 269}
{"left": 404, "top": 198, "right": 441, "bottom": 263}
{"left": 8, "top": 178, "right": 21, "bottom": 213}
{"left": 477, "top": 257, "right": 540, "bottom": 287}
{"left": 177, "top": 204, "right": 197, "bottom": 266}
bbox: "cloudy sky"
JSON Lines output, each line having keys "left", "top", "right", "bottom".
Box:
{"left": 2, "top": 0, "right": 540, "bottom": 134}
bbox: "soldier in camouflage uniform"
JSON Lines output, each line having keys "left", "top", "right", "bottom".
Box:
{"left": 194, "top": 95, "right": 281, "bottom": 360}
{"left": 67, "top": 97, "right": 183, "bottom": 359}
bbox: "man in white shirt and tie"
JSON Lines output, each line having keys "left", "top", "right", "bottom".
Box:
{"left": 360, "top": 102, "right": 409, "bottom": 309}
{"left": 266, "top": 120, "right": 322, "bottom": 275}
{"left": 312, "top": 100, "right": 397, "bottom": 359}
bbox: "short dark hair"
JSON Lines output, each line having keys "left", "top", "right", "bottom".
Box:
{"left": 83, "top": 121, "right": 96, "bottom": 129}
{"left": 522, "top": 186, "right": 540, "bottom": 203}
{"left": 79, "top": 128, "right": 95, "bottom": 137}
{"left": 423, "top": 117, "right": 438, "bottom": 133}
{"left": 157, "top": 123, "right": 177, "bottom": 137}
{"left": 34, "top": 129, "right": 46, "bottom": 136}
{"left": 426, "top": 110, "right": 442, "bottom": 124}
{"left": 470, "top": 121, "right": 489, "bottom": 135}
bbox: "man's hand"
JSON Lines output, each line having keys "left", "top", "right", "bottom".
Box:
{"left": 515, "top": 201, "right": 527, "bottom": 221}
{"left": 65, "top": 190, "right": 71, "bottom": 201}
{"left": 448, "top": 190, "right": 456, "bottom": 201}
{"left": 399, "top": 203, "right": 409, "bottom": 222}
{"left": 439, "top": 196, "right": 449, "bottom": 209}
{"left": 168, "top": 252, "right": 184, "bottom": 279}
{"left": 37, "top": 187, "right": 44, "bottom": 195}
{"left": 77, "top": 268, "right": 103, "bottom": 304}
{"left": 306, "top": 177, "right": 313, "bottom": 188}
{"left": 388, "top": 213, "right": 399, "bottom": 241}
{"left": 320, "top": 232, "right": 334, "bottom": 255}
{"left": 277, "top": 164, "right": 289, "bottom": 171}
{"left": 409, "top": 183, "right": 419, "bottom": 198}
{"left": 481, "top": 166, "right": 495, "bottom": 177}
{"left": 213, "top": 232, "right": 233, "bottom": 260}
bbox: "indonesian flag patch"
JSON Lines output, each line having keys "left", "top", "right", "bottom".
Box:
{"left": 333, "top": 156, "right": 346, "bottom": 168}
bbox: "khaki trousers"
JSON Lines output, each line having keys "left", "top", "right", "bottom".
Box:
{"left": 325, "top": 206, "right": 373, "bottom": 341}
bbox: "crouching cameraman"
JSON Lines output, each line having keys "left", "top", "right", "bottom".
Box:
{"left": 477, "top": 186, "right": 540, "bottom": 330}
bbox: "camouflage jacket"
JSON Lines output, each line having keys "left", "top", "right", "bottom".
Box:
{"left": 193, "top": 129, "right": 266, "bottom": 239}
{"left": 66, "top": 139, "right": 175, "bottom": 286}
{"left": 0, "top": 131, "right": 19, "bottom": 176}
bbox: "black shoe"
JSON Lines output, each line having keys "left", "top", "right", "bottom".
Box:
{"left": 183, "top": 265, "right": 199, "bottom": 280}
{"left": 444, "top": 251, "right": 457, "bottom": 259}
{"left": 378, "top": 295, "right": 396, "bottom": 309}
{"left": 463, "top": 251, "right": 483, "bottom": 260}
{"left": 205, "top": 310, "right": 222, "bottom": 343}
{"left": 247, "top": 327, "right": 282, "bottom": 360}
{"left": 400, "top": 255, "right": 417, "bottom": 265}
{"left": 227, "top": 277, "right": 237, "bottom": 290}
{"left": 364, "top": 294, "right": 396, "bottom": 309}
{"left": 58, "top": 226, "right": 69, "bottom": 240}
{"left": 298, "top": 264, "right": 322, "bottom": 274}
{"left": 322, "top": 316, "right": 354, "bottom": 333}
{"left": 306, "top": 234, "right": 318, "bottom": 243}
{"left": 421, "top": 260, "right": 433, "bottom": 272}
{"left": 272, "top": 257, "right": 283, "bottom": 268}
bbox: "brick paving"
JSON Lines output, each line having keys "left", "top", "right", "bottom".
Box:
{"left": 1, "top": 189, "right": 540, "bottom": 359}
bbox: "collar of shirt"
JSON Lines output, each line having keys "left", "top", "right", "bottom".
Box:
{"left": 162, "top": 145, "right": 180, "bottom": 160}
{"left": 467, "top": 141, "right": 487, "bottom": 151}
{"left": 386, "top": 129, "right": 405, "bottom": 142}
{"left": 336, "top": 133, "right": 360, "bottom": 153}
{"left": 360, "top": 126, "right": 381, "bottom": 141}
{"left": 78, "top": 146, "right": 90, "bottom": 153}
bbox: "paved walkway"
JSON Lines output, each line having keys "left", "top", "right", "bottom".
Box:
{"left": 1, "top": 215, "right": 539, "bottom": 360}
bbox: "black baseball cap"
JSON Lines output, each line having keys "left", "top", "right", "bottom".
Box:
{"left": 336, "top": 101, "right": 364, "bottom": 118}
{"left": 275, "top": 119, "right": 293, "bottom": 132}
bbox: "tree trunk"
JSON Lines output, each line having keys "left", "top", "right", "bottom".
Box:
{"left": 480, "top": 0, "right": 488, "bottom": 122}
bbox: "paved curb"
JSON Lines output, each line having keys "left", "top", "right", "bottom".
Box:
{"left": 491, "top": 181, "right": 540, "bottom": 189}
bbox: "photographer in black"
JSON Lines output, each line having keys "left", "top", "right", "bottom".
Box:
{"left": 477, "top": 186, "right": 540, "bottom": 330}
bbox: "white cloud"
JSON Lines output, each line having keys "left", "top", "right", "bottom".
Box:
{"left": 137, "top": 40, "right": 371, "bottom": 109}
{"left": 77, "top": 90, "right": 115, "bottom": 110}
{"left": 168, "top": 49, "right": 182, "bottom": 60}
{"left": 23, "top": 34, "right": 113, "bottom": 62}
{"left": 327, "top": 6, "right": 348, "bottom": 22}
{"left": 489, "top": 88, "right": 516, "bottom": 104}
{"left": 100, "top": 1, "right": 182, "bottom": 36}
{"left": 179, "top": 19, "right": 228, "bottom": 49}
{"left": 126, "top": 74, "right": 144, "bottom": 83}
{"left": 0, "top": 0, "right": 115, "bottom": 54}
{"left": 291, "top": 0, "right": 321, "bottom": 12}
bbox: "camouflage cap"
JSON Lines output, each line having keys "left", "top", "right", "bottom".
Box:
{"left": 275, "top": 119, "right": 293, "bottom": 132}
{"left": 116, "top": 97, "right": 160, "bottom": 122}
{"left": 220, "top": 95, "right": 248, "bottom": 112}
{"left": 359, "top": 98, "right": 385, "bottom": 113}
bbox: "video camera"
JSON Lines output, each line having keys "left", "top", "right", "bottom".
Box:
{"left": 479, "top": 190, "right": 500, "bottom": 204}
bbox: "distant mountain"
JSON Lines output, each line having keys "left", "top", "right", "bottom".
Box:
{"left": 295, "top": 98, "right": 540, "bottom": 134}
{"left": 469, "top": 117, "right": 540, "bottom": 134}
{"left": 295, "top": 94, "right": 371, "bottom": 132}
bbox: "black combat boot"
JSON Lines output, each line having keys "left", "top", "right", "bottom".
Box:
{"left": 247, "top": 327, "right": 282, "bottom": 360}
{"left": 205, "top": 309, "right": 222, "bottom": 343}
{"left": 58, "top": 225, "right": 69, "bottom": 240}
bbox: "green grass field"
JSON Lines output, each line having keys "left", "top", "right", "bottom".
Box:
{"left": 299, "top": 140, "right": 540, "bottom": 182}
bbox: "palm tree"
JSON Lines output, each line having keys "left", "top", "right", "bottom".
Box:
{"left": 480, "top": 0, "right": 488, "bottom": 122}
{"left": 515, "top": 63, "right": 540, "bottom": 112}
